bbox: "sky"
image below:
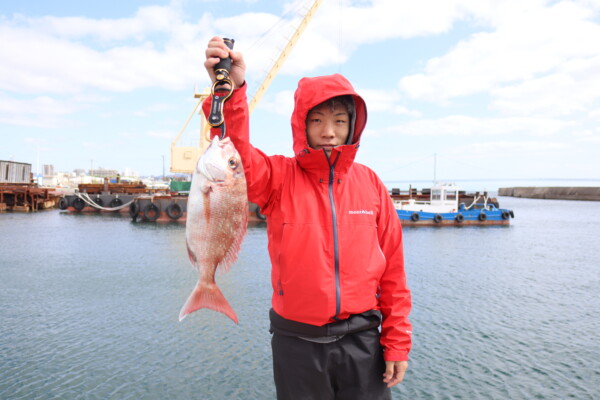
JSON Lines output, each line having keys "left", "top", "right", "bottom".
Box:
{"left": 1, "top": 0, "right": 600, "bottom": 187}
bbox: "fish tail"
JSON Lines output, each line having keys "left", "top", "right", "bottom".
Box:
{"left": 178, "top": 281, "right": 238, "bottom": 324}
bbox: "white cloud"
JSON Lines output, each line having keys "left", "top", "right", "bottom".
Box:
{"left": 358, "top": 89, "right": 421, "bottom": 117}
{"left": 360, "top": 127, "right": 381, "bottom": 138}
{"left": 398, "top": 0, "right": 600, "bottom": 107}
{"left": 24, "top": 137, "right": 49, "bottom": 145}
{"left": 579, "top": 136, "right": 600, "bottom": 143}
{"left": 256, "top": 89, "right": 295, "bottom": 116}
{"left": 146, "top": 130, "right": 175, "bottom": 139}
{"left": 133, "top": 103, "right": 177, "bottom": 117}
{"left": 0, "top": 0, "right": 486, "bottom": 98}
{"left": 210, "top": 0, "right": 479, "bottom": 80}
{"left": 314, "top": 0, "right": 464, "bottom": 44}
{"left": 386, "top": 115, "right": 570, "bottom": 137}
{"left": 0, "top": 25, "right": 203, "bottom": 94}
{"left": 14, "top": 5, "right": 182, "bottom": 42}
{"left": 3, "top": 0, "right": 599, "bottom": 103}
{"left": 118, "top": 131, "right": 142, "bottom": 140}
{"left": 491, "top": 54, "right": 600, "bottom": 116}
{"left": 575, "top": 129, "right": 600, "bottom": 142}
{"left": 82, "top": 141, "right": 111, "bottom": 149}
{"left": 446, "top": 140, "right": 567, "bottom": 157}
{"left": 0, "top": 94, "right": 82, "bottom": 128}
{"left": 0, "top": 8, "right": 212, "bottom": 95}
{"left": 270, "top": 0, "right": 472, "bottom": 77}
{"left": 0, "top": 94, "right": 77, "bottom": 115}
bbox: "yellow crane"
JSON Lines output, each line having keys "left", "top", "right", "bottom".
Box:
{"left": 170, "top": 0, "right": 324, "bottom": 174}
{"left": 169, "top": 90, "right": 211, "bottom": 173}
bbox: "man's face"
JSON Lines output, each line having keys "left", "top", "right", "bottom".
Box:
{"left": 306, "top": 104, "right": 350, "bottom": 157}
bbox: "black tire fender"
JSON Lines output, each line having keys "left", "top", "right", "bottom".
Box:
{"left": 166, "top": 202, "right": 183, "bottom": 220}
{"left": 129, "top": 202, "right": 139, "bottom": 219}
{"left": 143, "top": 203, "right": 160, "bottom": 222}
{"left": 501, "top": 211, "right": 510, "bottom": 220}
{"left": 455, "top": 213, "right": 464, "bottom": 223}
{"left": 110, "top": 198, "right": 123, "bottom": 208}
{"left": 58, "top": 197, "right": 69, "bottom": 210}
{"left": 433, "top": 214, "right": 443, "bottom": 223}
{"left": 72, "top": 197, "right": 85, "bottom": 211}
{"left": 478, "top": 212, "right": 487, "bottom": 221}
{"left": 410, "top": 212, "right": 420, "bottom": 222}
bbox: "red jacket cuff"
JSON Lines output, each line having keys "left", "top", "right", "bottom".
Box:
{"left": 383, "top": 349, "right": 410, "bottom": 362}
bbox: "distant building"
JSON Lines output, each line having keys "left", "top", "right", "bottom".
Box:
{"left": 89, "top": 168, "right": 119, "bottom": 178}
{"left": 0, "top": 160, "right": 31, "bottom": 184}
{"left": 123, "top": 168, "right": 139, "bottom": 178}
{"left": 43, "top": 164, "right": 55, "bottom": 177}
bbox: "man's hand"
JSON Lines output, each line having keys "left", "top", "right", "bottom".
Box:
{"left": 383, "top": 360, "right": 408, "bottom": 388}
{"left": 204, "top": 36, "right": 246, "bottom": 88}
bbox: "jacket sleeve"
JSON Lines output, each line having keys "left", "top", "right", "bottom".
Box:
{"left": 201, "top": 83, "right": 284, "bottom": 210}
{"left": 376, "top": 178, "right": 412, "bottom": 361}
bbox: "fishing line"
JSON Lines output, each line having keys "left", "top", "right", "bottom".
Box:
{"left": 245, "top": 0, "right": 308, "bottom": 53}
{"left": 245, "top": 0, "right": 313, "bottom": 96}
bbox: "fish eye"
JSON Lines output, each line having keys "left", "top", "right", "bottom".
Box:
{"left": 228, "top": 157, "right": 237, "bottom": 169}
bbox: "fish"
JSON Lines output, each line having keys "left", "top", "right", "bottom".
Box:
{"left": 179, "top": 135, "right": 248, "bottom": 323}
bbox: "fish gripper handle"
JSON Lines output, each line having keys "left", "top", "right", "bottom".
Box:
{"left": 208, "top": 37, "right": 235, "bottom": 137}
{"left": 214, "top": 38, "right": 235, "bottom": 82}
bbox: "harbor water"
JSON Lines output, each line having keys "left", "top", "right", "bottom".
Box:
{"left": 1, "top": 196, "right": 599, "bottom": 399}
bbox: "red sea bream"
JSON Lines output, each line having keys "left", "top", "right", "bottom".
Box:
{"left": 179, "top": 136, "right": 248, "bottom": 323}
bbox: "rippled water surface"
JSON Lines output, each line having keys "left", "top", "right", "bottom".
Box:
{"left": 1, "top": 196, "right": 599, "bottom": 399}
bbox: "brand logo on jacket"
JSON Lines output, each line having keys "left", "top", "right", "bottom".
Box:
{"left": 348, "top": 210, "right": 374, "bottom": 215}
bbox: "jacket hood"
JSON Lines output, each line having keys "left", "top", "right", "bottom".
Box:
{"left": 291, "top": 74, "right": 367, "bottom": 173}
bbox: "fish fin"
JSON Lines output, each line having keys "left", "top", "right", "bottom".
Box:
{"left": 178, "top": 280, "right": 238, "bottom": 324}
{"left": 185, "top": 238, "right": 197, "bottom": 265}
{"left": 216, "top": 209, "right": 248, "bottom": 275}
{"left": 200, "top": 180, "right": 212, "bottom": 194}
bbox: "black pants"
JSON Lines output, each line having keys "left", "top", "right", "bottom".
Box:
{"left": 271, "top": 328, "right": 392, "bottom": 400}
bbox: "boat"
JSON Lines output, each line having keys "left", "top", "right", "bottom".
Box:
{"left": 127, "top": 193, "right": 265, "bottom": 224}
{"left": 58, "top": 178, "right": 162, "bottom": 214}
{"left": 391, "top": 183, "right": 514, "bottom": 226}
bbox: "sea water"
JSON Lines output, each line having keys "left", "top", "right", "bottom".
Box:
{"left": 1, "top": 196, "right": 599, "bottom": 399}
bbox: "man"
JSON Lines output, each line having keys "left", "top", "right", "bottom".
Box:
{"left": 203, "top": 37, "right": 412, "bottom": 399}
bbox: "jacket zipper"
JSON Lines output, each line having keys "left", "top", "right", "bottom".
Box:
{"left": 326, "top": 151, "right": 341, "bottom": 320}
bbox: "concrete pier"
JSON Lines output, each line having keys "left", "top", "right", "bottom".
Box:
{"left": 498, "top": 187, "right": 600, "bottom": 201}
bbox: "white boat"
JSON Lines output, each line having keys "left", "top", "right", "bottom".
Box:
{"left": 391, "top": 183, "right": 514, "bottom": 226}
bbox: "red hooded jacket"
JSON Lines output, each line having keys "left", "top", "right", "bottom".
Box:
{"left": 203, "top": 74, "right": 412, "bottom": 361}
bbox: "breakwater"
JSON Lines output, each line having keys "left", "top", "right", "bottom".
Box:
{"left": 498, "top": 186, "right": 600, "bottom": 201}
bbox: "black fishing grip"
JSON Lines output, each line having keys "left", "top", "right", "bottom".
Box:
{"left": 208, "top": 37, "right": 235, "bottom": 136}
{"left": 214, "top": 38, "right": 235, "bottom": 81}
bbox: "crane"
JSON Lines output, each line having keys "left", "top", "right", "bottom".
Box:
{"left": 170, "top": 0, "right": 324, "bottom": 174}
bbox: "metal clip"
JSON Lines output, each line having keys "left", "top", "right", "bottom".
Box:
{"left": 207, "top": 38, "right": 235, "bottom": 139}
